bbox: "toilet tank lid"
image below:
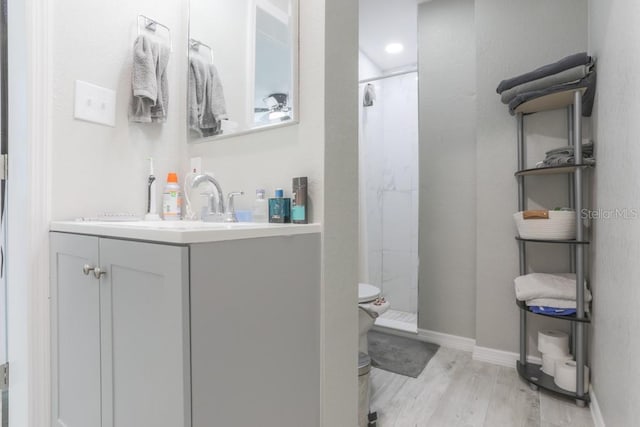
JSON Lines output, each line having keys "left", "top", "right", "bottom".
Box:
{"left": 358, "top": 283, "right": 381, "bottom": 303}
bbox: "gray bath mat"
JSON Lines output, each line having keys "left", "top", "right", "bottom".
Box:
{"left": 367, "top": 331, "right": 439, "bottom": 378}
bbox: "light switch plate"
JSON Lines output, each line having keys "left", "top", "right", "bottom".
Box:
{"left": 74, "top": 80, "right": 116, "bottom": 127}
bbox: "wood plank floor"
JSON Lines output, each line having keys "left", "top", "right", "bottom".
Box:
{"left": 369, "top": 347, "right": 593, "bottom": 427}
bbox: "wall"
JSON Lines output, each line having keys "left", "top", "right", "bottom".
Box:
{"left": 588, "top": 0, "right": 640, "bottom": 424}
{"left": 417, "top": 0, "right": 476, "bottom": 337}
{"left": 322, "top": 0, "right": 359, "bottom": 424}
{"left": 475, "top": 0, "right": 588, "bottom": 352}
{"left": 51, "top": 0, "right": 188, "bottom": 220}
{"left": 360, "top": 70, "right": 419, "bottom": 313}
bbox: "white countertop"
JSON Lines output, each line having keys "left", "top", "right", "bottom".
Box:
{"left": 50, "top": 220, "right": 322, "bottom": 244}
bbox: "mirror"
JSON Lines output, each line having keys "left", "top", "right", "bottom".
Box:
{"left": 188, "top": 0, "right": 298, "bottom": 142}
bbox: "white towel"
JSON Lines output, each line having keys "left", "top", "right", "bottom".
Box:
{"left": 129, "top": 35, "right": 170, "bottom": 123}
{"left": 514, "top": 273, "right": 592, "bottom": 302}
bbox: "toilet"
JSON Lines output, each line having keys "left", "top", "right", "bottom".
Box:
{"left": 358, "top": 283, "right": 390, "bottom": 353}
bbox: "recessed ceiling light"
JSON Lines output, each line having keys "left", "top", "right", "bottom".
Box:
{"left": 385, "top": 43, "right": 404, "bottom": 54}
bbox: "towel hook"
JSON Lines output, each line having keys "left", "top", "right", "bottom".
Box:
{"left": 189, "top": 38, "right": 214, "bottom": 64}
{"left": 137, "top": 14, "right": 172, "bottom": 51}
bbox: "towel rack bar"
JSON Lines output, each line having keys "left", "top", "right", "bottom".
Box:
{"left": 137, "top": 15, "right": 172, "bottom": 51}
{"left": 189, "top": 38, "right": 214, "bottom": 63}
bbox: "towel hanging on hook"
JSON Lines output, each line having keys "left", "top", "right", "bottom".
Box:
{"left": 137, "top": 14, "right": 172, "bottom": 51}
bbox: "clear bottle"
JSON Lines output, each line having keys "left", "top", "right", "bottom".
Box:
{"left": 252, "top": 189, "right": 269, "bottom": 223}
{"left": 162, "top": 172, "right": 182, "bottom": 221}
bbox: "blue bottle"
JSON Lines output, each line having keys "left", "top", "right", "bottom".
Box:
{"left": 268, "top": 188, "right": 291, "bottom": 223}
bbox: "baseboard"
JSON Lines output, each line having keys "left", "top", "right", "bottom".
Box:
{"left": 472, "top": 345, "right": 542, "bottom": 368}
{"left": 417, "top": 328, "right": 476, "bottom": 352}
{"left": 589, "top": 386, "right": 606, "bottom": 427}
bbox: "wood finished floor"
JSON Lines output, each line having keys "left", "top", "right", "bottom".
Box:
{"left": 370, "top": 347, "right": 594, "bottom": 427}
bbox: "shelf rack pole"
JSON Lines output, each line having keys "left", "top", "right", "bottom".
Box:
{"left": 517, "top": 112, "right": 527, "bottom": 365}
{"left": 567, "top": 106, "right": 578, "bottom": 357}
{"left": 573, "top": 90, "right": 586, "bottom": 404}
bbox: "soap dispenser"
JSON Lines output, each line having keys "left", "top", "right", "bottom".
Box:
{"left": 252, "top": 189, "right": 269, "bottom": 223}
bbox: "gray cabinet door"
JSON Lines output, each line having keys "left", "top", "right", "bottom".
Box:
{"left": 190, "top": 234, "right": 321, "bottom": 427}
{"left": 98, "top": 238, "right": 190, "bottom": 427}
{"left": 50, "top": 233, "right": 101, "bottom": 427}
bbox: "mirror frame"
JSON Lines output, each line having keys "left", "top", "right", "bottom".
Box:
{"left": 186, "top": 0, "right": 300, "bottom": 144}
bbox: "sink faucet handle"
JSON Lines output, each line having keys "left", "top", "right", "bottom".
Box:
{"left": 225, "top": 191, "right": 244, "bottom": 223}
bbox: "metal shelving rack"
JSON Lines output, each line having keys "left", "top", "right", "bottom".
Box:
{"left": 514, "top": 90, "right": 591, "bottom": 406}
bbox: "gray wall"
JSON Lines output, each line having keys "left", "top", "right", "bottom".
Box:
{"left": 323, "top": 0, "right": 360, "bottom": 425}
{"left": 588, "top": 0, "right": 640, "bottom": 424}
{"left": 418, "top": 0, "right": 477, "bottom": 338}
{"left": 474, "top": 0, "right": 588, "bottom": 353}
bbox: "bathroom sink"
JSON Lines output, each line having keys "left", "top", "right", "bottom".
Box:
{"left": 50, "top": 220, "right": 321, "bottom": 244}
{"left": 95, "top": 220, "right": 265, "bottom": 230}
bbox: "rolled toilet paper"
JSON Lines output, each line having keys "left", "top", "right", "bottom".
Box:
{"left": 538, "top": 330, "right": 570, "bottom": 356}
{"left": 554, "top": 360, "right": 590, "bottom": 392}
{"left": 541, "top": 353, "right": 572, "bottom": 377}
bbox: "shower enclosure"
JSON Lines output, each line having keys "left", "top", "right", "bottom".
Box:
{"left": 359, "top": 70, "right": 419, "bottom": 331}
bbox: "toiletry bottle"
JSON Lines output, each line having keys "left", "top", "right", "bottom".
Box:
{"left": 268, "top": 188, "right": 291, "bottom": 223}
{"left": 252, "top": 189, "right": 269, "bottom": 223}
{"left": 292, "top": 177, "right": 308, "bottom": 224}
{"left": 163, "top": 172, "right": 183, "bottom": 221}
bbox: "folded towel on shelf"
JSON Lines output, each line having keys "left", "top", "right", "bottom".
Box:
{"left": 526, "top": 298, "right": 591, "bottom": 310}
{"left": 500, "top": 64, "right": 591, "bottom": 104}
{"left": 496, "top": 52, "right": 591, "bottom": 94}
{"left": 129, "top": 35, "right": 170, "bottom": 123}
{"left": 515, "top": 273, "right": 592, "bottom": 302}
{"left": 508, "top": 70, "right": 597, "bottom": 117}
{"left": 529, "top": 306, "right": 577, "bottom": 316}
{"left": 537, "top": 142, "right": 595, "bottom": 168}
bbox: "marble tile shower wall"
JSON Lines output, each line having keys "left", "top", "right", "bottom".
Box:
{"left": 360, "top": 73, "right": 419, "bottom": 314}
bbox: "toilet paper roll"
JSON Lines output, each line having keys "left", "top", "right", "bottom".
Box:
{"left": 538, "top": 330, "right": 570, "bottom": 357}
{"left": 541, "top": 353, "right": 572, "bottom": 377}
{"left": 554, "top": 360, "right": 590, "bottom": 392}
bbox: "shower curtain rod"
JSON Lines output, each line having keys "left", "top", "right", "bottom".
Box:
{"left": 358, "top": 68, "right": 418, "bottom": 84}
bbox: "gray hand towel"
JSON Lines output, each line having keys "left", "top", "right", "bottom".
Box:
{"left": 129, "top": 35, "right": 170, "bottom": 123}
{"left": 188, "top": 56, "right": 208, "bottom": 137}
{"left": 500, "top": 64, "right": 590, "bottom": 104}
{"left": 496, "top": 52, "right": 591, "bottom": 94}
{"left": 150, "top": 42, "right": 170, "bottom": 123}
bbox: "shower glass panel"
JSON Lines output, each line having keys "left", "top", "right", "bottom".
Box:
{"left": 359, "top": 72, "right": 419, "bottom": 324}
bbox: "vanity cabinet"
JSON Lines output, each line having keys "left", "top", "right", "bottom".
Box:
{"left": 50, "top": 226, "right": 321, "bottom": 427}
{"left": 50, "top": 232, "right": 190, "bottom": 427}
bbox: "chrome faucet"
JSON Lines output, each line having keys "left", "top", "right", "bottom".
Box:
{"left": 192, "top": 174, "right": 225, "bottom": 221}
{"left": 191, "top": 174, "right": 244, "bottom": 222}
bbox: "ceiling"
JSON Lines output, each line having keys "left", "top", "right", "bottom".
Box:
{"left": 359, "top": 0, "right": 418, "bottom": 72}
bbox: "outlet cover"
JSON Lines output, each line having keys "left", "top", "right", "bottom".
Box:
{"left": 190, "top": 157, "right": 202, "bottom": 174}
{"left": 74, "top": 80, "right": 116, "bottom": 127}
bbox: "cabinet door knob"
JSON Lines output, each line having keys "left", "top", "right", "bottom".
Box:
{"left": 93, "top": 267, "right": 106, "bottom": 279}
{"left": 83, "top": 264, "right": 95, "bottom": 275}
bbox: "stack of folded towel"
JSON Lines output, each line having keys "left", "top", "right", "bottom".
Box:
{"left": 537, "top": 142, "right": 595, "bottom": 168}
{"left": 514, "top": 273, "right": 591, "bottom": 316}
{"left": 129, "top": 35, "right": 171, "bottom": 123}
{"left": 188, "top": 56, "right": 228, "bottom": 138}
{"left": 496, "top": 52, "right": 596, "bottom": 116}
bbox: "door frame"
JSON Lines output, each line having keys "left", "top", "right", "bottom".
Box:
{"left": 6, "top": 0, "right": 51, "bottom": 425}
